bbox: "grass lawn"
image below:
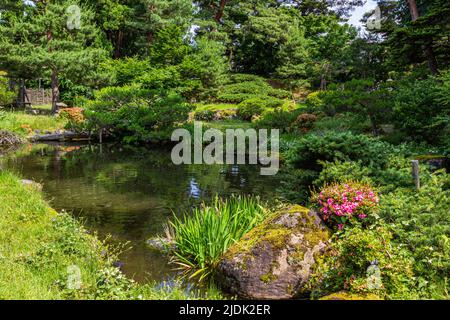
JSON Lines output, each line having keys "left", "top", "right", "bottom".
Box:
{"left": 204, "top": 119, "right": 253, "bottom": 131}
{"left": 0, "top": 110, "right": 67, "bottom": 138}
{"left": 194, "top": 103, "right": 237, "bottom": 111}
{"left": 0, "top": 170, "right": 223, "bottom": 300}
{"left": 32, "top": 104, "right": 53, "bottom": 112}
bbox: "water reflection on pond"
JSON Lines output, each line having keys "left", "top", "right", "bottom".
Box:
{"left": 2, "top": 143, "right": 280, "bottom": 283}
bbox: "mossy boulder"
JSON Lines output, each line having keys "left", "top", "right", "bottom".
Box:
{"left": 217, "top": 205, "right": 330, "bottom": 299}
{"left": 319, "top": 291, "right": 382, "bottom": 300}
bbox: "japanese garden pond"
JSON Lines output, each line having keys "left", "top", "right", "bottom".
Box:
{"left": 1, "top": 142, "right": 281, "bottom": 284}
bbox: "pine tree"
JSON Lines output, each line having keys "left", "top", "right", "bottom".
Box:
{"left": 0, "top": 0, "right": 108, "bottom": 113}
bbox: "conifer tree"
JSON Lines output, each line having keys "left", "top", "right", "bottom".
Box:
{"left": 0, "top": 0, "right": 108, "bottom": 113}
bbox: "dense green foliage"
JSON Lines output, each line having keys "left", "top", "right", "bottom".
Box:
{"left": 254, "top": 109, "right": 301, "bottom": 133}
{"left": 379, "top": 172, "right": 449, "bottom": 297}
{"left": 83, "top": 85, "right": 192, "bottom": 143}
{"left": 0, "top": 0, "right": 108, "bottom": 112}
{"left": 214, "top": 74, "right": 291, "bottom": 103}
{"left": 310, "top": 225, "right": 418, "bottom": 299}
{"left": 0, "top": 71, "right": 15, "bottom": 106}
{"left": 278, "top": 128, "right": 449, "bottom": 299}
{"left": 285, "top": 132, "right": 394, "bottom": 172}
{"left": 1, "top": 0, "right": 448, "bottom": 146}
{"left": 236, "top": 97, "right": 285, "bottom": 121}
{"left": 0, "top": 0, "right": 449, "bottom": 301}
{"left": 392, "top": 77, "right": 450, "bottom": 144}
{"left": 308, "top": 170, "right": 449, "bottom": 299}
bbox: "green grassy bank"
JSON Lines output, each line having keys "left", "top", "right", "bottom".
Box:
{"left": 0, "top": 170, "right": 221, "bottom": 300}
{"left": 0, "top": 110, "right": 66, "bottom": 138}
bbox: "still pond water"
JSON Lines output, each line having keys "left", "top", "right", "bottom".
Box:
{"left": 2, "top": 143, "right": 281, "bottom": 283}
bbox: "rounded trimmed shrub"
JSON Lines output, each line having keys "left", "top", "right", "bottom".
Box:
{"left": 236, "top": 99, "right": 265, "bottom": 121}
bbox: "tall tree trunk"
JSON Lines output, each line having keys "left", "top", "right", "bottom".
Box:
{"left": 407, "top": 0, "right": 419, "bottom": 20}
{"left": 47, "top": 28, "right": 59, "bottom": 114}
{"left": 51, "top": 70, "right": 60, "bottom": 114}
{"left": 368, "top": 112, "right": 379, "bottom": 136}
{"left": 147, "top": 31, "right": 154, "bottom": 44}
{"left": 114, "top": 30, "right": 124, "bottom": 59}
{"left": 320, "top": 76, "right": 327, "bottom": 90}
{"left": 17, "top": 79, "right": 26, "bottom": 108}
{"left": 423, "top": 44, "right": 439, "bottom": 75}
{"left": 406, "top": 0, "right": 439, "bottom": 75}
{"left": 146, "top": 31, "right": 154, "bottom": 56}
{"left": 147, "top": 3, "right": 155, "bottom": 49}
{"left": 320, "top": 63, "right": 330, "bottom": 90}
{"left": 215, "top": 0, "right": 227, "bottom": 23}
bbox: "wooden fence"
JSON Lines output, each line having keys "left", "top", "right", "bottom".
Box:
{"left": 24, "top": 89, "right": 52, "bottom": 106}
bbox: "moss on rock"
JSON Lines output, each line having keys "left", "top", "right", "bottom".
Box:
{"left": 319, "top": 291, "right": 383, "bottom": 300}
{"left": 217, "top": 205, "right": 331, "bottom": 299}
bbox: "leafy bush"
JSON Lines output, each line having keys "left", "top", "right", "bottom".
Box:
{"left": 392, "top": 77, "right": 449, "bottom": 144}
{"left": 0, "top": 71, "right": 15, "bottom": 106}
{"left": 167, "top": 196, "right": 268, "bottom": 281}
{"left": 216, "top": 74, "right": 291, "bottom": 103}
{"left": 58, "top": 107, "right": 85, "bottom": 131}
{"left": 313, "top": 149, "right": 438, "bottom": 193}
{"left": 268, "top": 87, "right": 294, "bottom": 99}
{"left": 436, "top": 69, "right": 450, "bottom": 108}
{"left": 137, "top": 66, "right": 182, "bottom": 91}
{"left": 254, "top": 109, "right": 299, "bottom": 133}
{"left": 379, "top": 171, "right": 449, "bottom": 298}
{"left": 261, "top": 96, "right": 285, "bottom": 109}
{"left": 58, "top": 77, "right": 94, "bottom": 107}
{"left": 311, "top": 113, "right": 372, "bottom": 134}
{"left": 236, "top": 99, "right": 265, "bottom": 121}
{"left": 180, "top": 37, "right": 228, "bottom": 88}
{"left": 310, "top": 226, "right": 417, "bottom": 300}
{"left": 223, "top": 73, "right": 267, "bottom": 85}
{"left": 106, "top": 57, "right": 151, "bottom": 86}
{"left": 311, "top": 181, "right": 379, "bottom": 230}
{"left": 236, "top": 97, "right": 285, "bottom": 121}
{"left": 101, "top": 32, "right": 228, "bottom": 102}
{"left": 84, "top": 85, "right": 192, "bottom": 143}
{"left": 285, "top": 131, "right": 394, "bottom": 172}
{"left": 313, "top": 160, "right": 374, "bottom": 187}
{"left": 318, "top": 79, "right": 392, "bottom": 133}
{"left": 305, "top": 91, "right": 324, "bottom": 111}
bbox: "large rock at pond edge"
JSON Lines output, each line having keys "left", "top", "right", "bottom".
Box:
{"left": 217, "top": 205, "right": 330, "bottom": 299}
{"left": 21, "top": 179, "right": 43, "bottom": 191}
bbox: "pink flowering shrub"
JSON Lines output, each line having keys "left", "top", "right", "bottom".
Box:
{"left": 311, "top": 181, "right": 379, "bottom": 229}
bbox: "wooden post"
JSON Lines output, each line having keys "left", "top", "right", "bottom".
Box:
{"left": 411, "top": 160, "right": 420, "bottom": 190}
